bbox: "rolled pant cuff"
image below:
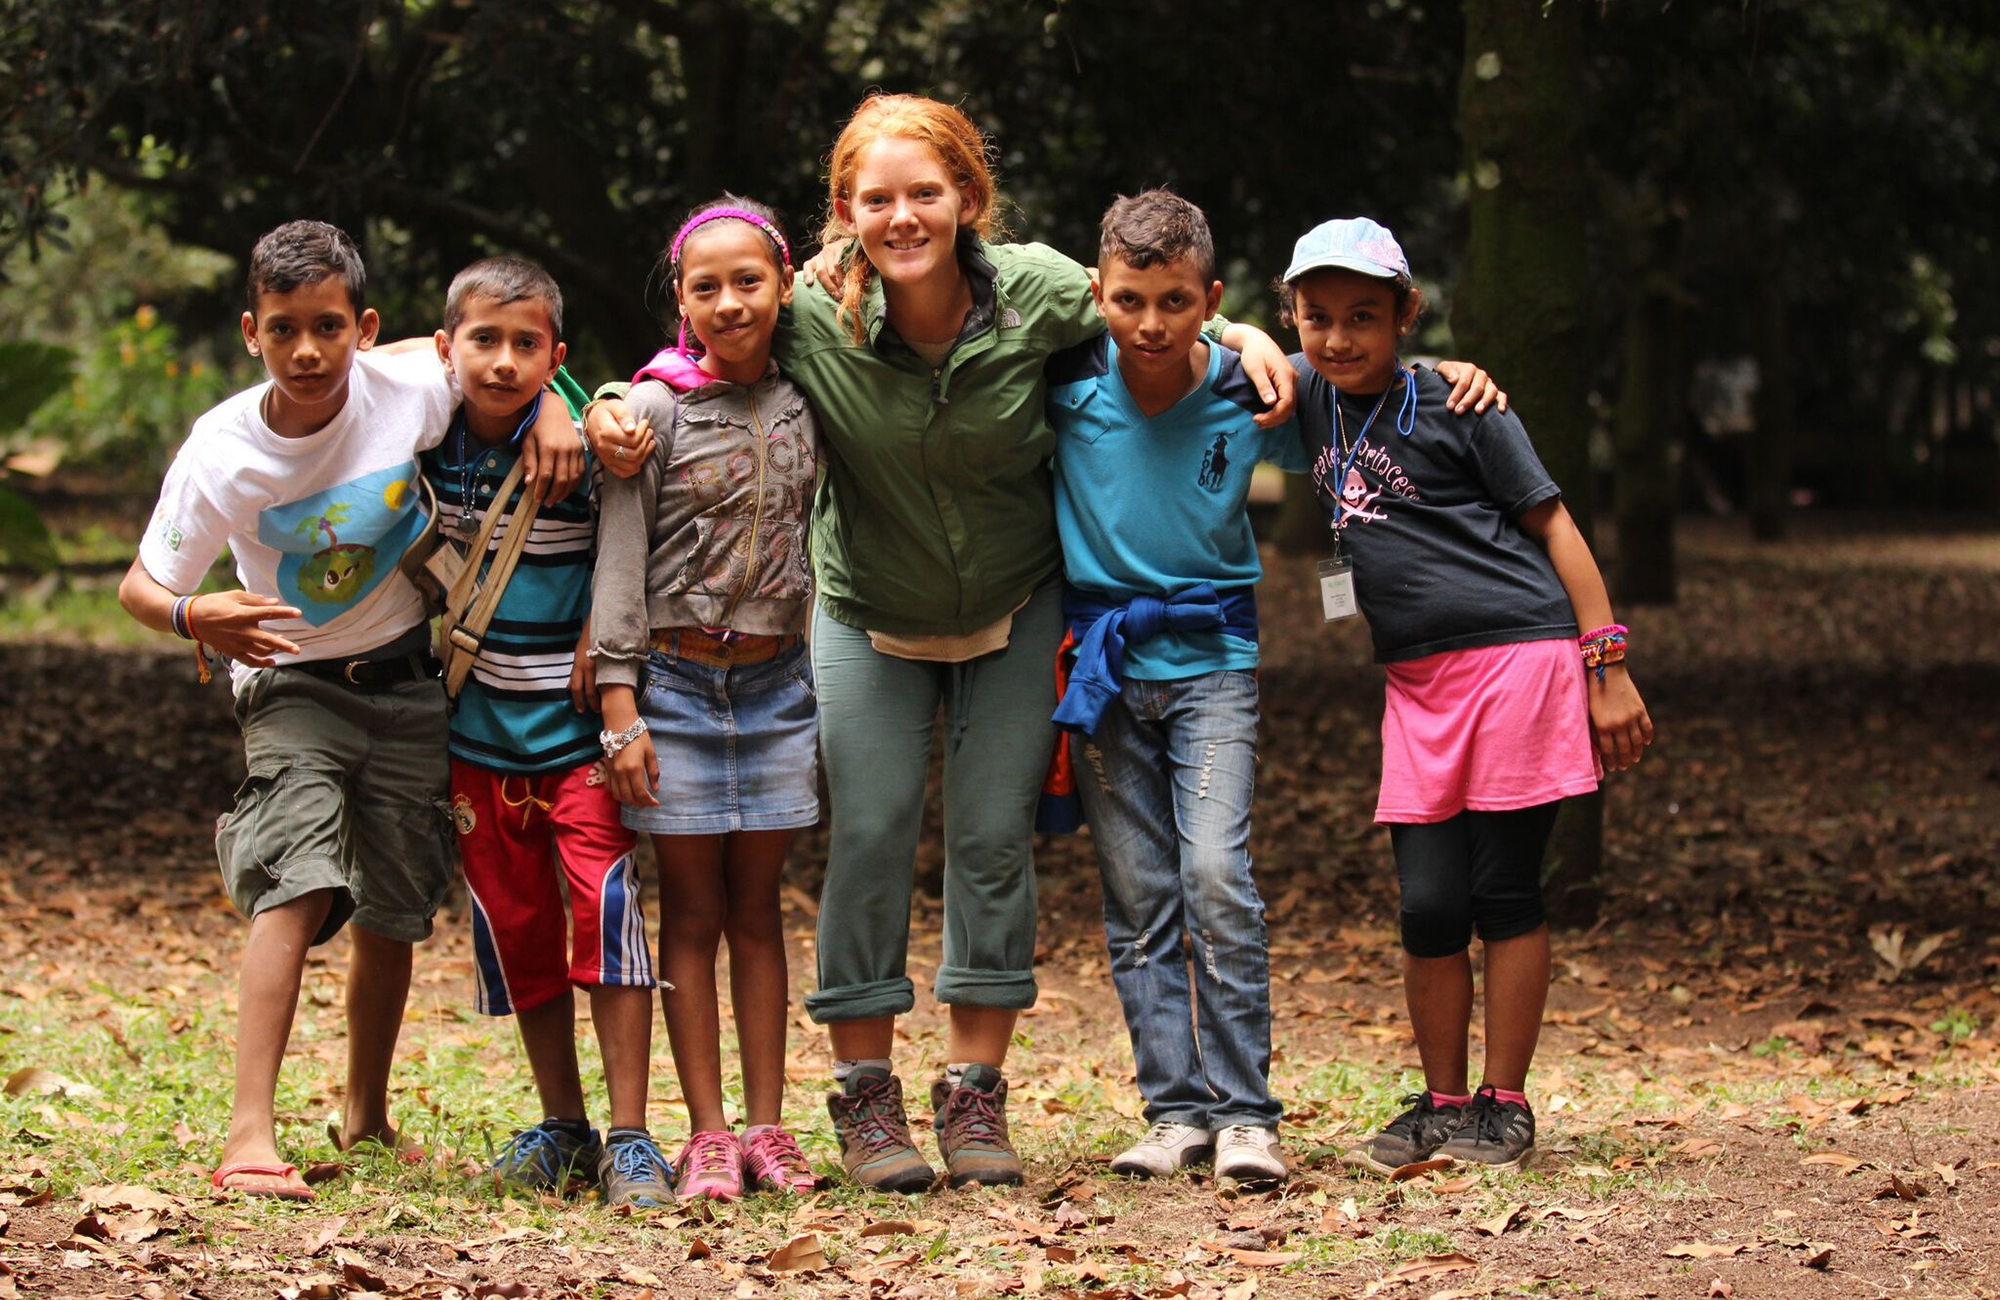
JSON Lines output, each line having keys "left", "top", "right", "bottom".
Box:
{"left": 805, "top": 976, "right": 915, "bottom": 1024}
{"left": 348, "top": 904, "right": 434, "bottom": 945}
{"left": 1210, "top": 1109, "right": 1283, "bottom": 1131}
{"left": 932, "top": 964, "right": 1038, "bottom": 1010}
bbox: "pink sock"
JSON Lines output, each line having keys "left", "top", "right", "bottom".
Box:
{"left": 1429, "top": 1090, "right": 1473, "bottom": 1109}
{"left": 1488, "top": 1087, "right": 1528, "bottom": 1107}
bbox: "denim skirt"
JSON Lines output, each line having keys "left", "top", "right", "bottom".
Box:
{"left": 623, "top": 640, "right": 821, "bottom": 835}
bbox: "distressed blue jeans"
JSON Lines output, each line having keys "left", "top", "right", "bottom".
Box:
{"left": 1072, "top": 669, "right": 1280, "bottom": 1130}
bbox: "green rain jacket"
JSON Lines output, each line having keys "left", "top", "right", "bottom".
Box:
{"left": 777, "top": 238, "right": 1102, "bottom": 637}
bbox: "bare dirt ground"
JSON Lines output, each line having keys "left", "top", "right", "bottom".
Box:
{"left": 2, "top": 512, "right": 1997, "bottom": 1299}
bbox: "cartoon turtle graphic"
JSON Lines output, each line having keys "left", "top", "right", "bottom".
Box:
{"left": 293, "top": 503, "right": 377, "bottom": 605}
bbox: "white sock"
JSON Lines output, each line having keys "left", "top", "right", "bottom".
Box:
{"left": 832, "top": 1057, "right": 892, "bottom": 1083}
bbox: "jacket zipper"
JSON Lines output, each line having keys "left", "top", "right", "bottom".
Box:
{"left": 725, "top": 390, "right": 770, "bottom": 623}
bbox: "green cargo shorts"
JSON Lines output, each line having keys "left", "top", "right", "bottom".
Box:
{"left": 216, "top": 665, "right": 454, "bottom": 946}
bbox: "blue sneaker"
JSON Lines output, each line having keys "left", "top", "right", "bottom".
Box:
{"left": 490, "top": 1119, "right": 603, "bottom": 1194}
{"left": 598, "top": 1130, "right": 675, "bottom": 1208}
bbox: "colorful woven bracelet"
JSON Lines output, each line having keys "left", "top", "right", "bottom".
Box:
{"left": 1579, "top": 623, "right": 1628, "bottom": 645}
{"left": 170, "top": 594, "right": 196, "bottom": 640}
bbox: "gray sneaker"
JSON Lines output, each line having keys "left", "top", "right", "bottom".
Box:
{"left": 1343, "top": 1093, "right": 1467, "bottom": 1176}
{"left": 1436, "top": 1087, "right": 1535, "bottom": 1171}
{"left": 1212, "top": 1124, "right": 1286, "bottom": 1185}
{"left": 827, "top": 1069, "right": 938, "bottom": 1193}
{"left": 1110, "top": 1121, "right": 1212, "bottom": 1179}
{"left": 597, "top": 1131, "right": 675, "bottom": 1207}
{"left": 489, "top": 1119, "right": 603, "bottom": 1194}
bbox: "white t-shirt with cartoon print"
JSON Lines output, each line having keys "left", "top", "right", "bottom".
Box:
{"left": 139, "top": 349, "right": 456, "bottom": 691}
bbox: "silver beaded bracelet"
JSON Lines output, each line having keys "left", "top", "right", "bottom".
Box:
{"left": 599, "top": 717, "right": 648, "bottom": 757}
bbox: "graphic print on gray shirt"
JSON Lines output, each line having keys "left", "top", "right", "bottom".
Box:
{"left": 1291, "top": 360, "right": 1576, "bottom": 663}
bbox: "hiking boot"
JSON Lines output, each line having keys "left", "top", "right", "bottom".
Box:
{"left": 490, "top": 1118, "right": 603, "bottom": 1194}
{"left": 827, "top": 1069, "right": 937, "bottom": 1193}
{"left": 675, "top": 1129, "right": 745, "bottom": 1202}
{"left": 1109, "top": 1121, "right": 1212, "bottom": 1179}
{"left": 1436, "top": 1086, "right": 1536, "bottom": 1171}
{"left": 1343, "top": 1093, "right": 1467, "bottom": 1176}
{"left": 743, "top": 1126, "right": 820, "bottom": 1194}
{"left": 930, "top": 1065, "right": 1024, "bottom": 1188}
{"left": 1213, "top": 1124, "right": 1287, "bottom": 1185}
{"left": 597, "top": 1130, "right": 675, "bottom": 1208}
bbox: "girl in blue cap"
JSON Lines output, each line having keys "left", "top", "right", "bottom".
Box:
{"left": 1278, "top": 217, "right": 1654, "bottom": 1172}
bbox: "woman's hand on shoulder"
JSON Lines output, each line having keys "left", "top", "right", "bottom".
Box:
{"left": 1587, "top": 665, "right": 1654, "bottom": 772}
{"left": 1432, "top": 361, "right": 1507, "bottom": 415}
{"left": 583, "top": 399, "right": 653, "bottom": 480}
{"left": 800, "top": 239, "right": 852, "bottom": 294}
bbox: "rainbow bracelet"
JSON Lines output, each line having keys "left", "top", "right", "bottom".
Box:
{"left": 1578, "top": 624, "right": 1628, "bottom": 682}
{"left": 170, "top": 594, "right": 197, "bottom": 640}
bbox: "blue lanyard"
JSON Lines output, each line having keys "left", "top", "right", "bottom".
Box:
{"left": 1330, "top": 365, "right": 1416, "bottom": 523}
{"left": 449, "top": 390, "right": 546, "bottom": 534}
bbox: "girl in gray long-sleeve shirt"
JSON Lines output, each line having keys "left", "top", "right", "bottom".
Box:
{"left": 587, "top": 197, "right": 820, "bottom": 1201}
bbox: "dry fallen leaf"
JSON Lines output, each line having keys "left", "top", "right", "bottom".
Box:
{"left": 1473, "top": 1202, "right": 1526, "bottom": 1237}
{"left": 1799, "top": 1152, "right": 1866, "bottom": 1174}
{"left": 1877, "top": 1173, "right": 1927, "bottom": 1202}
{"left": 1707, "top": 1280, "right": 1733, "bottom": 1299}
{"left": 768, "top": 1232, "right": 826, "bottom": 1273}
{"left": 3, "top": 1068, "right": 98, "bottom": 1099}
{"left": 78, "top": 1184, "right": 178, "bottom": 1214}
{"left": 1385, "top": 1253, "right": 1478, "bottom": 1283}
{"left": 861, "top": 1219, "right": 918, "bottom": 1238}
{"left": 71, "top": 1209, "right": 166, "bottom": 1244}
{"left": 1664, "top": 1242, "right": 1749, "bottom": 1260}
{"left": 1390, "top": 1158, "right": 1455, "bottom": 1182}
{"left": 1203, "top": 1241, "right": 1301, "bottom": 1268}
{"left": 1803, "top": 1246, "right": 1834, "bottom": 1270}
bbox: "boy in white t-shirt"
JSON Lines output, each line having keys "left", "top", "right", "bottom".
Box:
{"left": 118, "top": 221, "right": 582, "bottom": 1200}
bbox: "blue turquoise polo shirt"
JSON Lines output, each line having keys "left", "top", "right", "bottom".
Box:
{"left": 1048, "top": 337, "right": 1308, "bottom": 681}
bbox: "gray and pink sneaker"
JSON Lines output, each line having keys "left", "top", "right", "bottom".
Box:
{"left": 674, "top": 1129, "right": 744, "bottom": 1201}
{"left": 742, "top": 1125, "right": 819, "bottom": 1194}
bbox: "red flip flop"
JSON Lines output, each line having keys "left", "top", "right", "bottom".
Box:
{"left": 211, "top": 1161, "right": 316, "bottom": 1201}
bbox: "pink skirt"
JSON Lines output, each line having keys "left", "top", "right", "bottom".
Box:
{"left": 1375, "top": 638, "right": 1600, "bottom": 824}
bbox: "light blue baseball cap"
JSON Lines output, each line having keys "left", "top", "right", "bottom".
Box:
{"left": 1282, "top": 217, "right": 1412, "bottom": 286}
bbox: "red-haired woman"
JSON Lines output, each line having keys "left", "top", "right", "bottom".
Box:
{"left": 589, "top": 93, "right": 1491, "bottom": 1192}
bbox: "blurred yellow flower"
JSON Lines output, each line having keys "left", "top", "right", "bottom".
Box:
{"left": 134, "top": 304, "right": 158, "bottom": 331}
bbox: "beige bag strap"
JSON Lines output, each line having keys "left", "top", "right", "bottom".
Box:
{"left": 441, "top": 459, "right": 542, "bottom": 697}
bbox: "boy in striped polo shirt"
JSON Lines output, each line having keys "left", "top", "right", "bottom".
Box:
{"left": 420, "top": 258, "right": 670, "bottom": 1207}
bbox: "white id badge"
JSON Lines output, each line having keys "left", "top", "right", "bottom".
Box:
{"left": 1318, "top": 557, "right": 1358, "bottom": 621}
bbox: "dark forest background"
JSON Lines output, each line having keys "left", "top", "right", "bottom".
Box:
{"left": 4, "top": 0, "right": 1998, "bottom": 897}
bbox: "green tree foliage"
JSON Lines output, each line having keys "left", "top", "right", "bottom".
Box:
{"left": 3, "top": 0, "right": 1477, "bottom": 371}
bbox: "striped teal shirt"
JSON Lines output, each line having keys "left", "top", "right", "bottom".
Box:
{"left": 420, "top": 396, "right": 601, "bottom": 774}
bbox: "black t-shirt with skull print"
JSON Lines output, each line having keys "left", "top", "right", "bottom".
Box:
{"left": 1290, "top": 358, "right": 1577, "bottom": 664}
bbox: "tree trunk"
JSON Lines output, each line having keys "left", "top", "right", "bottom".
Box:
{"left": 1749, "top": 281, "right": 1795, "bottom": 541}
{"left": 1453, "top": 0, "right": 1601, "bottom": 924}
{"left": 1273, "top": 474, "right": 1326, "bottom": 555}
{"left": 1612, "top": 288, "right": 1682, "bottom": 604}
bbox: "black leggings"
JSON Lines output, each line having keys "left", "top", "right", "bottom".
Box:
{"left": 1389, "top": 802, "right": 1561, "bottom": 958}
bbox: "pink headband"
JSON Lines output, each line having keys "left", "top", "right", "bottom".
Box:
{"left": 669, "top": 207, "right": 792, "bottom": 270}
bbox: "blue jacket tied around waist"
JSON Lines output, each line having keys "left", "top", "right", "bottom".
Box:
{"left": 1052, "top": 582, "right": 1258, "bottom": 736}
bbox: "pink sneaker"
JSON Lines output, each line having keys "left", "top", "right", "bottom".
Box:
{"left": 742, "top": 1125, "right": 819, "bottom": 1194}
{"left": 675, "top": 1130, "right": 743, "bottom": 1201}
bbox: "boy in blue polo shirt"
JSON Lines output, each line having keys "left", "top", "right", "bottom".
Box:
{"left": 419, "top": 258, "right": 670, "bottom": 1207}
{"left": 1045, "top": 190, "right": 1304, "bottom": 1186}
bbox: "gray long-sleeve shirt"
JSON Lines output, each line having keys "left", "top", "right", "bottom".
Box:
{"left": 588, "top": 370, "right": 818, "bottom": 688}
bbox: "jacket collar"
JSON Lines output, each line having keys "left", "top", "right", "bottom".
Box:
{"left": 863, "top": 234, "right": 999, "bottom": 357}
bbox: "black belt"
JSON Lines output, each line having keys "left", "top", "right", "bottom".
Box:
{"left": 294, "top": 650, "right": 443, "bottom": 690}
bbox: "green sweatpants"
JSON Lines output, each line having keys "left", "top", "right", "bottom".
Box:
{"left": 804, "top": 582, "right": 1061, "bottom": 1022}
